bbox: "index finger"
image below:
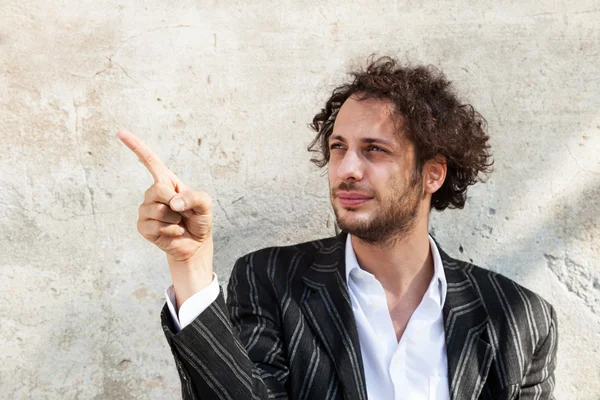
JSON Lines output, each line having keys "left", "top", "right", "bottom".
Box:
{"left": 117, "top": 129, "right": 170, "bottom": 183}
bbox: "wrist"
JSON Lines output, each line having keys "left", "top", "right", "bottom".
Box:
{"left": 171, "top": 270, "right": 214, "bottom": 310}
{"left": 167, "top": 237, "right": 214, "bottom": 309}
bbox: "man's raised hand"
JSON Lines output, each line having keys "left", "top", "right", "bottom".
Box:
{"left": 117, "top": 129, "right": 214, "bottom": 307}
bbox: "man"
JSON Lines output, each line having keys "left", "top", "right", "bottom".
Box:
{"left": 118, "top": 56, "right": 557, "bottom": 399}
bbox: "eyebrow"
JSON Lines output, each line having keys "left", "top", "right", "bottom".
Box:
{"left": 329, "top": 135, "right": 395, "bottom": 147}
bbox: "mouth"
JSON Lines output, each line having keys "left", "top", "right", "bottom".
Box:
{"left": 335, "top": 191, "right": 373, "bottom": 207}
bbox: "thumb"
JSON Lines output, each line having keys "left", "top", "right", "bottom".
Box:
{"left": 169, "top": 196, "right": 186, "bottom": 212}
{"left": 169, "top": 190, "right": 212, "bottom": 214}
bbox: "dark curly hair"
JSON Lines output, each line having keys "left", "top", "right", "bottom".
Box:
{"left": 308, "top": 55, "right": 493, "bottom": 211}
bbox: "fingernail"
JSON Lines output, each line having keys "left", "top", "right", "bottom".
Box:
{"left": 171, "top": 198, "right": 185, "bottom": 211}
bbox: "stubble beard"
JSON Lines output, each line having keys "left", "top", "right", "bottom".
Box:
{"left": 332, "top": 172, "right": 423, "bottom": 247}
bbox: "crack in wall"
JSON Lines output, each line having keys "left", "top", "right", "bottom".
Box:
{"left": 95, "top": 24, "right": 197, "bottom": 79}
{"left": 73, "top": 99, "right": 98, "bottom": 223}
{"left": 16, "top": 125, "right": 34, "bottom": 203}
{"left": 109, "top": 24, "right": 196, "bottom": 61}
{"left": 566, "top": 143, "right": 600, "bottom": 175}
{"left": 216, "top": 198, "right": 234, "bottom": 226}
{"left": 66, "top": 25, "right": 198, "bottom": 81}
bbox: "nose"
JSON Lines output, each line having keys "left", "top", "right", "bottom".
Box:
{"left": 336, "top": 150, "right": 364, "bottom": 182}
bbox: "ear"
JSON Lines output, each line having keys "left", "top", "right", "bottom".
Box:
{"left": 423, "top": 155, "right": 447, "bottom": 195}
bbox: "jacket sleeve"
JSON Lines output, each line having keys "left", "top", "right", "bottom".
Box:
{"left": 161, "top": 254, "right": 290, "bottom": 399}
{"left": 519, "top": 305, "right": 559, "bottom": 399}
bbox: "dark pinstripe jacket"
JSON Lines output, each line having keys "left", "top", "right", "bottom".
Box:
{"left": 161, "top": 233, "right": 558, "bottom": 400}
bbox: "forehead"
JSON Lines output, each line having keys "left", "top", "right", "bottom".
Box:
{"left": 332, "top": 94, "right": 402, "bottom": 141}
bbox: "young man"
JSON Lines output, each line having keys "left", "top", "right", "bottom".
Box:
{"left": 119, "top": 56, "right": 557, "bottom": 399}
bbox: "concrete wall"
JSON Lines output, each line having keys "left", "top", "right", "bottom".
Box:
{"left": 1, "top": 0, "right": 598, "bottom": 398}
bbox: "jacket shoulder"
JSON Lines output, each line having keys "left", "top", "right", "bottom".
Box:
{"left": 230, "top": 234, "right": 342, "bottom": 288}
{"left": 468, "top": 261, "right": 554, "bottom": 314}
{"left": 243, "top": 235, "right": 340, "bottom": 259}
{"left": 447, "top": 255, "right": 555, "bottom": 348}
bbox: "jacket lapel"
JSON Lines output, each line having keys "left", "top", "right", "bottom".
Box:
{"left": 299, "top": 234, "right": 495, "bottom": 400}
{"left": 300, "top": 233, "right": 368, "bottom": 400}
{"left": 438, "top": 246, "right": 495, "bottom": 400}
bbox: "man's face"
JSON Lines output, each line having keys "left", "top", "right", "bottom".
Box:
{"left": 328, "top": 94, "right": 424, "bottom": 244}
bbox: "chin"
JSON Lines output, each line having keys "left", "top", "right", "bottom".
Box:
{"left": 335, "top": 212, "right": 372, "bottom": 232}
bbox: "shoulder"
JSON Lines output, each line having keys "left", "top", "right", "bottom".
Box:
{"left": 444, "top": 252, "right": 556, "bottom": 345}
{"left": 229, "top": 234, "right": 342, "bottom": 287}
{"left": 236, "top": 234, "right": 340, "bottom": 267}
{"left": 470, "top": 262, "right": 554, "bottom": 321}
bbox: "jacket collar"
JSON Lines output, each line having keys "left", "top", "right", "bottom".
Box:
{"left": 300, "top": 232, "right": 368, "bottom": 400}
{"left": 435, "top": 241, "right": 495, "bottom": 400}
{"left": 300, "top": 232, "right": 494, "bottom": 400}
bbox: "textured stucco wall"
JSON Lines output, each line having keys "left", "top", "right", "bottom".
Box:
{"left": 1, "top": 0, "right": 599, "bottom": 398}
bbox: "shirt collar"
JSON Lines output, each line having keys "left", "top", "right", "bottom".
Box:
{"left": 344, "top": 233, "right": 448, "bottom": 307}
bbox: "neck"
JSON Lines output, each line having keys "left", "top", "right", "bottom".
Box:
{"left": 350, "top": 217, "right": 433, "bottom": 297}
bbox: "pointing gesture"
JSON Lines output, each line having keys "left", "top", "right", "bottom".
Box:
{"left": 118, "top": 129, "right": 189, "bottom": 192}
{"left": 118, "top": 129, "right": 214, "bottom": 307}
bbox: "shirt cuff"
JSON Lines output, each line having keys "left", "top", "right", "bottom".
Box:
{"left": 164, "top": 272, "right": 220, "bottom": 332}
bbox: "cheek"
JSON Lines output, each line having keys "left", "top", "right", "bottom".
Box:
{"left": 367, "top": 169, "right": 393, "bottom": 190}
{"left": 328, "top": 154, "right": 341, "bottom": 170}
{"left": 327, "top": 167, "right": 338, "bottom": 191}
{"left": 327, "top": 165, "right": 335, "bottom": 182}
{"left": 376, "top": 173, "right": 405, "bottom": 199}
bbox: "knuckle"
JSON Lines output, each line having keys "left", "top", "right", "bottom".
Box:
{"left": 199, "top": 191, "right": 213, "bottom": 208}
{"left": 155, "top": 203, "right": 169, "bottom": 218}
{"left": 155, "top": 202, "right": 168, "bottom": 214}
{"left": 136, "top": 219, "right": 144, "bottom": 234}
{"left": 144, "top": 185, "right": 154, "bottom": 197}
{"left": 144, "top": 186, "right": 156, "bottom": 203}
{"left": 150, "top": 221, "right": 162, "bottom": 236}
{"left": 142, "top": 153, "right": 155, "bottom": 166}
{"left": 155, "top": 182, "right": 173, "bottom": 202}
{"left": 156, "top": 183, "right": 167, "bottom": 196}
{"left": 189, "top": 190, "right": 202, "bottom": 201}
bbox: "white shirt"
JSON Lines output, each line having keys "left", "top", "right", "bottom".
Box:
{"left": 165, "top": 235, "right": 449, "bottom": 399}
{"left": 165, "top": 273, "right": 220, "bottom": 331}
{"left": 345, "top": 234, "right": 449, "bottom": 400}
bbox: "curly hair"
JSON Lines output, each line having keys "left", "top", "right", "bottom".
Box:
{"left": 308, "top": 55, "right": 493, "bottom": 211}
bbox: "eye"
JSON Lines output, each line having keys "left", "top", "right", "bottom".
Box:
{"left": 367, "top": 145, "right": 387, "bottom": 153}
{"left": 330, "top": 143, "right": 345, "bottom": 150}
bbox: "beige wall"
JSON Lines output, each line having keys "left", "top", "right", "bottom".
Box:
{"left": 1, "top": 0, "right": 599, "bottom": 398}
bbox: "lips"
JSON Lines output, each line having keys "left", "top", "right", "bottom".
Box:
{"left": 335, "top": 191, "right": 373, "bottom": 207}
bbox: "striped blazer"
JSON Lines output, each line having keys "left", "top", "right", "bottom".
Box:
{"left": 161, "top": 232, "right": 558, "bottom": 399}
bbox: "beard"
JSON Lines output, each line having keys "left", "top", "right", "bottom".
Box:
{"left": 331, "top": 171, "right": 423, "bottom": 246}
